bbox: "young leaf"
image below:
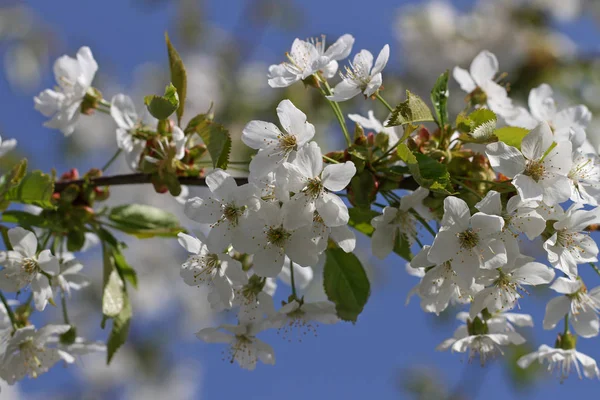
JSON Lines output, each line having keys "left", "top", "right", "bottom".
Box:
{"left": 106, "top": 294, "right": 132, "bottom": 364}
{"left": 165, "top": 32, "right": 187, "bottom": 125}
{"left": 4, "top": 170, "right": 55, "bottom": 209}
{"left": 186, "top": 114, "right": 232, "bottom": 169}
{"left": 386, "top": 90, "right": 434, "bottom": 127}
{"left": 348, "top": 208, "right": 379, "bottom": 236}
{"left": 410, "top": 153, "right": 452, "bottom": 194}
{"left": 495, "top": 126, "right": 530, "bottom": 149}
{"left": 108, "top": 204, "right": 184, "bottom": 238}
{"left": 102, "top": 269, "right": 125, "bottom": 317}
{"left": 144, "top": 83, "right": 180, "bottom": 120}
{"left": 323, "top": 247, "right": 370, "bottom": 323}
{"left": 430, "top": 70, "right": 449, "bottom": 129}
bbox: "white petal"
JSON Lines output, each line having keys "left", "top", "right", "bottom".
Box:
{"left": 453, "top": 66, "right": 476, "bottom": 93}
{"left": 322, "top": 161, "right": 356, "bottom": 191}
{"left": 8, "top": 227, "right": 37, "bottom": 257}
{"left": 242, "top": 120, "right": 281, "bottom": 150}
{"left": 276, "top": 100, "right": 314, "bottom": 145}
{"left": 469, "top": 50, "right": 499, "bottom": 86}
{"left": 521, "top": 122, "right": 553, "bottom": 161}
{"left": 327, "top": 79, "right": 361, "bottom": 102}
{"left": 514, "top": 174, "right": 543, "bottom": 202}
{"left": 485, "top": 142, "right": 526, "bottom": 178}
{"left": 110, "top": 94, "right": 137, "bottom": 130}
{"left": 371, "top": 45, "right": 389, "bottom": 75}
{"left": 440, "top": 196, "right": 470, "bottom": 232}
{"left": 475, "top": 190, "right": 502, "bottom": 215}
{"left": 543, "top": 296, "right": 571, "bottom": 330}
{"left": 571, "top": 309, "right": 600, "bottom": 338}
{"left": 177, "top": 233, "right": 202, "bottom": 254}
{"left": 253, "top": 246, "right": 286, "bottom": 277}
{"left": 528, "top": 84, "right": 556, "bottom": 123}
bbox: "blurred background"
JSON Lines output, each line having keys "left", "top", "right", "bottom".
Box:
{"left": 1, "top": 0, "right": 600, "bottom": 398}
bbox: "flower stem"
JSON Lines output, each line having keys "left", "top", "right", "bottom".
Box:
{"left": 322, "top": 155, "right": 340, "bottom": 164}
{"left": 451, "top": 177, "right": 483, "bottom": 199}
{"left": 289, "top": 259, "right": 298, "bottom": 299}
{"left": 411, "top": 211, "right": 437, "bottom": 237}
{"left": 375, "top": 92, "right": 394, "bottom": 113}
{"left": 590, "top": 263, "right": 600, "bottom": 278}
{"left": 318, "top": 79, "right": 352, "bottom": 147}
{"left": 61, "top": 290, "right": 70, "bottom": 325}
{"left": 563, "top": 314, "right": 569, "bottom": 335}
{"left": 102, "top": 149, "right": 123, "bottom": 172}
{"left": 0, "top": 291, "right": 18, "bottom": 332}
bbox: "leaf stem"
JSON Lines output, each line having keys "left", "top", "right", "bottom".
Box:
{"left": 563, "top": 314, "right": 569, "bottom": 335}
{"left": 590, "top": 262, "right": 600, "bottom": 278}
{"left": 289, "top": 259, "right": 297, "bottom": 299}
{"left": 375, "top": 92, "right": 394, "bottom": 113}
{"left": 451, "top": 177, "right": 483, "bottom": 199}
{"left": 411, "top": 211, "right": 437, "bottom": 237}
{"left": 322, "top": 155, "right": 340, "bottom": 164}
{"left": 61, "top": 290, "right": 70, "bottom": 325}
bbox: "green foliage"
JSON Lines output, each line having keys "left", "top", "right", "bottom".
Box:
{"left": 144, "top": 83, "right": 180, "bottom": 120}
{"left": 495, "top": 126, "right": 530, "bottom": 149}
{"left": 348, "top": 170, "right": 376, "bottom": 208}
{"left": 386, "top": 90, "right": 434, "bottom": 127}
{"left": 323, "top": 247, "right": 371, "bottom": 322}
{"left": 106, "top": 293, "right": 132, "bottom": 364}
{"left": 348, "top": 208, "right": 379, "bottom": 236}
{"left": 165, "top": 32, "right": 187, "bottom": 125}
{"left": 108, "top": 204, "right": 184, "bottom": 238}
{"left": 1, "top": 210, "right": 48, "bottom": 228}
{"left": 397, "top": 144, "right": 451, "bottom": 194}
{"left": 3, "top": 169, "right": 55, "bottom": 209}
{"left": 430, "top": 71, "right": 449, "bottom": 129}
{"left": 468, "top": 108, "right": 497, "bottom": 127}
{"left": 185, "top": 114, "right": 232, "bottom": 169}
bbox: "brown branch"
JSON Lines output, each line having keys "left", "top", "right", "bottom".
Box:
{"left": 53, "top": 173, "right": 249, "bottom": 192}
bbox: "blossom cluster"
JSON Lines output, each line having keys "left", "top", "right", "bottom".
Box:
{"left": 1, "top": 25, "right": 600, "bottom": 389}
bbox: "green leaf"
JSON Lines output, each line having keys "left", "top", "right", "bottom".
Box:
{"left": 397, "top": 143, "right": 417, "bottom": 164}
{"left": 1, "top": 210, "right": 48, "bottom": 228}
{"left": 5, "top": 170, "right": 54, "bottom": 209}
{"left": 495, "top": 126, "right": 530, "bottom": 149}
{"left": 408, "top": 153, "right": 452, "bottom": 195}
{"left": 165, "top": 32, "right": 187, "bottom": 125}
{"left": 106, "top": 293, "right": 131, "bottom": 364}
{"left": 186, "top": 114, "right": 231, "bottom": 169}
{"left": 108, "top": 204, "right": 183, "bottom": 238}
{"left": 348, "top": 208, "right": 379, "bottom": 236}
{"left": 430, "top": 71, "right": 449, "bottom": 129}
{"left": 386, "top": 90, "right": 434, "bottom": 127}
{"left": 103, "top": 269, "right": 125, "bottom": 317}
{"left": 66, "top": 229, "right": 86, "bottom": 252}
{"left": 468, "top": 109, "right": 496, "bottom": 127}
{"left": 393, "top": 233, "right": 412, "bottom": 261}
{"left": 349, "top": 171, "right": 376, "bottom": 208}
{"left": 144, "top": 83, "right": 179, "bottom": 120}
{"left": 113, "top": 249, "right": 138, "bottom": 289}
{"left": 323, "top": 247, "right": 370, "bottom": 322}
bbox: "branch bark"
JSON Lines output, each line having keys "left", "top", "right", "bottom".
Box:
{"left": 53, "top": 173, "right": 249, "bottom": 192}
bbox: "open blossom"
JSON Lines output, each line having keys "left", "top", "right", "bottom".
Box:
{"left": 543, "top": 277, "right": 600, "bottom": 338}
{"left": 110, "top": 94, "right": 155, "bottom": 170}
{"left": 543, "top": 203, "right": 600, "bottom": 278}
{"left": 428, "top": 196, "right": 506, "bottom": 289}
{"left": 453, "top": 50, "right": 514, "bottom": 115}
{"left": 268, "top": 34, "right": 354, "bottom": 87}
{"left": 34, "top": 46, "right": 97, "bottom": 135}
{"left": 486, "top": 121, "right": 572, "bottom": 205}
{"left": 568, "top": 150, "right": 600, "bottom": 205}
{"left": 234, "top": 200, "right": 320, "bottom": 277}
{"left": 518, "top": 344, "right": 600, "bottom": 381}
{"left": 242, "top": 99, "right": 315, "bottom": 179}
{"left": 196, "top": 322, "right": 275, "bottom": 370}
{"left": 0, "top": 227, "right": 58, "bottom": 311}
{"left": 311, "top": 215, "right": 356, "bottom": 253}
{"left": 504, "top": 83, "right": 592, "bottom": 149}
{"left": 282, "top": 141, "right": 356, "bottom": 230}
{"left": 409, "top": 245, "right": 471, "bottom": 315}
{"left": 266, "top": 300, "right": 339, "bottom": 339}
{"left": 144, "top": 125, "right": 186, "bottom": 164}
{"left": 348, "top": 110, "right": 402, "bottom": 146}
{"left": 184, "top": 169, "right": 260, "bottom": 251}
{"left": 437, "top": 312, "right": 527, "bottom": 366}
{"left": 0, "top": 324, "right": 74, "bottom": 384}
{"left": 470, "top": 255, "right": 555, "bottom": 318}
{"left": 327, "top": 45, "right": 390, "bottom": 102}
{"left": 475, "top": 190, "right": 546, "bottom": 262}
{"left": 371, "top": 187, "right": 431, "bottom": 259}
{"left": 53, "top": 253, "right": 90, "bottom": 298}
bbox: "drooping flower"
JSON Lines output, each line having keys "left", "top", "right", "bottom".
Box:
{"left": 267, "top": 300, "right": 339, "bottom": 340}
{"left": 437, "top": 312, "right": 527, "bottom": 366}
{"left": 327, "top": 45, "right": 390, "bottom": 102}
{"left": 0, "top": 324, "right": 74, "bottom": 384}
{"left": 184, "top": 169, "right": 260, "bottom": 251}
{"left": 268, "top": 34, "right": 355, "bottom": 87}
{"left": 53, "top": 253, "right": 90, "bottom": 298}
{"left": 453, "top": 50, "right": 514, "bottom": 115}
{"left": 518, "top": 344, "right": 600, "bottom": 381}
{"left": 486, "top": 121, "right": 572, "bottom": 205}
{"left": 543, "top": 203, "right": 600, "bottom": 278}
{"left": 282, "top": 141, "right": 356, "bottom": 230}
{"left": 242, "top": 100, "right": 315, "bottom": 179}
{"left": 371, "top": 187, "right": 431, "bottom": 259}
{"left": 543, "top": 277, "right": 600, "bottom": 338}
{"left": 34, "top": 46, "right": 98, "bottom": 135}
{"left": 196, "top": 322, "right": 275, "bottom": 370}
{"left": 0, "top": 136, "right": 17, "bottom": 159}
{"left": 504, "top": 84, "right": 592, "bottom": 149}
{"left": 0, "top": 227, "right": 58, "bottom": 311}
{"left": 427, "top": 196, "right": 506, "bottom": 289}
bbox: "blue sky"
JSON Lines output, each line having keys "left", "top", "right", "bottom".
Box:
{"left": 3, "top": 0, "right": 600, "bottom": 398}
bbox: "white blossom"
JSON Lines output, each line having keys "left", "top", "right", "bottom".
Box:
{"left": 0, "top": 136, "right": 17, "bottom": 159}
{"left": 34, "top": 46, "right": 97, "bottom": 135}
{"left": 0, "top": 227, "right": 58, "bottom": 311}
{"left": 327, "top": 45, "right": 390, "bottom": 102}
{"left": 242, "top": 99, "right": 315, "bottom": 179}
{"left": 486, "top": 121, "right": 572, "bottom": 205}
{"left": 282, "top": 141, "right": 356, "bottom": 230}
{"left": 518, "top": 345, "right": 600, "bottom": 381}
{"left": 568, "top": 150, "right": 600, "bottom": 205}
{"left": 268, "top": 34, "right": 354, "bottom": 87}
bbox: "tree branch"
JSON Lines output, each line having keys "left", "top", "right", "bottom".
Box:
{"left": 54, "top": 173, "right": 249, "bottom": 192}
